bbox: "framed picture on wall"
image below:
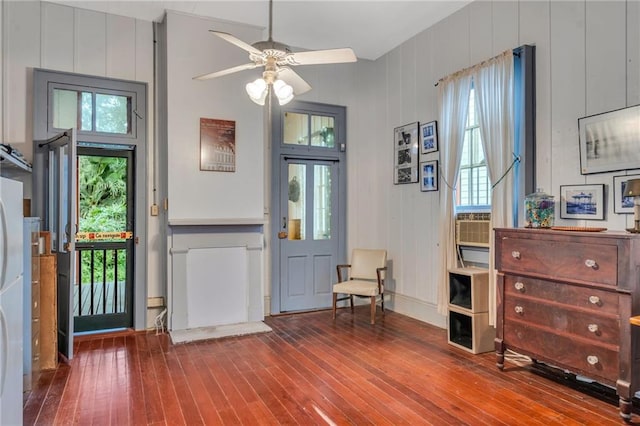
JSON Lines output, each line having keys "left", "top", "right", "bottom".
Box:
{"left": 559, "top": 184, "right": 605, "bottom": 220}
{"left": 613, "top": 174, "right": 640, "bottom": 214}
{"left": 420, "top": 160, "right": 438, "bottom": 192}
{"left": 200, "top": 118, "right": 236, "bottom": 172}
{"left": 578, "top": 104, "right": 640, "bottom": 174}
{"left": 420, "top": 121, "right": 438, "bottom": 155}
{"left": 394, "top": 122, "right": 419, "bottom": 184}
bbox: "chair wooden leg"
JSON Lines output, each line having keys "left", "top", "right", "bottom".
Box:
{"left": 381, "top": 293, "right": 385, "bottom": 314}
{"left": 370, "top": 296, "right": 376, "bottom": 325}
{"left": 332, "top": 293, "right": 337, "bottom": 319}
{"left": 350, "top": 295, "right": 354, "bottom": 313}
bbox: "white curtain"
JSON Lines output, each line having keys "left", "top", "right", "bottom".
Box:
{"left": 436, "top": 73, "right": 472, "bottom": 315}
{"left": 473, "top": 50, "right": 514, "bottom": 325}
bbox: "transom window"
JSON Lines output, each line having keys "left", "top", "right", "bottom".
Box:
{"left": 283, "top": 112, "right": 335, "bottom": 148}
{"left": 51, "top": 86, "right": 133, "bottom": 135}
{"left": 457, "top": 87, "right": 491, "bottom": 209}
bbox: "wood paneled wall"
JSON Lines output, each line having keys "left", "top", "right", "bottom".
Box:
{"left": 347, "top": 0, "right": 640, "bottom": 325}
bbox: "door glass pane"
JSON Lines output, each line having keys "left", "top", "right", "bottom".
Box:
{"left": 311, "top": 116, "right": 335, "bottom": 148}
{"left": 313, "top": 165, "right": 331, "bottom": 240}
{"left": 288, "top": 163, "right": 306, "bottom": 240}
{"left": 77, "top": 155, "right": 128, "bottom": 241}
{"left": 95, "top": 93, "right": 130, "bottom": 134}
{"left": 284, "top": 112, "right": 308, "bottom": 145}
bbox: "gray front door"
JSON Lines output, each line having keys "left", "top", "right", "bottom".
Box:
{"left": 271, "top": 101, "right": 347, "bottom": 314}
{"left": 279, "top": 157, "right": 339, "bottom": 311}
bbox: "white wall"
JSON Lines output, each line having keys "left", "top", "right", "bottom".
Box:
{"left": 346, "top": 0, "right": 640, "bottom": 326}
{"left": 165, "top": 11, "right": 265, "bottom": 221}
{"left": 2, "top": 1, "right": 163, "bottom": 327}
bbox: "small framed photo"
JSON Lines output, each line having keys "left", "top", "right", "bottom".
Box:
{"left": 559, "top": 184, "right": 605, "bottom": 220}
{"left": 420, "top": 121, "right": 438, "bottom": 155}
{"left": 613, "top": 174, "right": 640, "bottom": 214}
{"left": 420, "top": 160, "right": 438, "bottom": 192}
{"left": 394, "top": 122, "right": 419, "bottom": 184}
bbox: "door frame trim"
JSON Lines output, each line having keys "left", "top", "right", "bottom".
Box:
{"left": 270, "top": 100, "right": 347, "bottom": 315}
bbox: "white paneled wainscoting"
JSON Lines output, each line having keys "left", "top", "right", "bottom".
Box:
{"left": 168, "top": 221, "right": 264, "bottom": 334}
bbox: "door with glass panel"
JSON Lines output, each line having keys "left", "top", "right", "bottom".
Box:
{"left": 280, "top": 158, "right": 339, "bottom": 311}
{"left": 276, "top": 106, "right": 345, "bottom": 313}
{"left": 33, "top": 70, "right": 145, "bottom": 338}
{"left": 74, "top": 147, "right": 134, "bottom": 332}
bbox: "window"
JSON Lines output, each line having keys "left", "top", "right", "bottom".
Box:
{"left": 51, "top": 87, "right": 133, "bottom": 136}
{"left": 457, "top": 86, "right": 491, "bottom": 209}
{"left": 283, "top": 112, "right": 335, "bottom": 148}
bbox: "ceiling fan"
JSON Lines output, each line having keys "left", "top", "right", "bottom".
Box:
{"left": 193, "top": 0, "right": 357, "bottom": 105}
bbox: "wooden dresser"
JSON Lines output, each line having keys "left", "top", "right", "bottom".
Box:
{"left": 495, "top": 228, "right": 640, "bottom": 420}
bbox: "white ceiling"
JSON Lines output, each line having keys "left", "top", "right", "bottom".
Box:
{"left": 48, "top": 1, "right": 471, "bottom": 60}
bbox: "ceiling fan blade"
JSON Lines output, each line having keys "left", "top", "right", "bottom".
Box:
{"left": 193, "top": 63, "right": 258, "bottom": 81}
{"left": 210, "top": 30, "right": 263, "bottom": 56}
{"left": 278, "top": 68, "right": 312, "bottom": 95}
{"left": 286, "top": 48, "right": 357, "bottom": 66}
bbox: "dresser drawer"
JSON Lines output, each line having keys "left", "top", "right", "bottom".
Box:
{"left": 504, "top": 297, "right": 620, "bottom": 345}
{"left": 499, "top": 237, "right": 617, "bottom": 286}
{"left": 503, "top": 276, "right": 619, "bottom": 314}
{"left": 504, "top": 321, "right": 618, "bottom": 383}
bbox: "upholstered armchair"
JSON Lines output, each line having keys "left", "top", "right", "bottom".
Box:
{"left": 332, "top": 249, "right": 388, "bottom": 324}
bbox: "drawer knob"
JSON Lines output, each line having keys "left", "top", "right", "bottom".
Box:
{"left": 587, "top": 355, "right": 599, "bottom": 365}
{"left": 514, "top": 306, "right": 524, "bottom": 314}
{"left": 511, "top": 251, "right": 521, "bottom": 259}
{"left": 588, "top": 324, "right": 599, "bottom": 333}
{"left": 588, "top": 295, "right": 602, "bottom": 306}
{"left": 514, "top": 282, "right": 525, "bottom": 291}
{"left": 584, "top": 259, "right": 598, "bottom": 269}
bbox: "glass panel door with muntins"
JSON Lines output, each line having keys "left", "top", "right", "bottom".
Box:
{"left": 74, "top": 149, "right": 134, "bottom": 332}
{"left": 280, "top": 158, "right": 338, "bottom": 312}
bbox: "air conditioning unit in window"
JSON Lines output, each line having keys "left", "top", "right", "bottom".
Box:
{"left": 455, "top": 213, "right": 491, "bottom": 248}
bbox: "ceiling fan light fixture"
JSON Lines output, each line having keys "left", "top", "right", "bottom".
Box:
{"left": 273, "top": 79, "right": 294, "bottom": 105}
{"left": 246, "top": 78, "right": 268, "bottom": 105}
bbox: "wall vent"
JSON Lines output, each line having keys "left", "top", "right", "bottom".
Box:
{"left": 456, "top": 213, "right": 491, "bottom": 247}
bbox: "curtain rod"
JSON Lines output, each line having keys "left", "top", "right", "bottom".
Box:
{"left": 434, "top": 49, "right": 519, "bottom": 87}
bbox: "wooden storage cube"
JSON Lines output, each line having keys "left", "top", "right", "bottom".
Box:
{"left": 448, "top": 267, "right": 489, "bottom": 313}
{"left": 448, "top": 305, "right": 495, "bottom": 354}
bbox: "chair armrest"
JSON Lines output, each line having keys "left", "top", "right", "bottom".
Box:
{"left": 336, "top": 264, "right": 352, "bottom": 282}
{"left": 376, "top": 266, "right": 387, "bottom": 290}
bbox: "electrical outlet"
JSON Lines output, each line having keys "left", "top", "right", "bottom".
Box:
{"left": 150, "top": 204, "right": 159, "bottom": 216}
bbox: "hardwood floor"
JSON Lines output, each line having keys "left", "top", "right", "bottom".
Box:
{"left": 23, "top": 308, "right": 638, "bottom": 425}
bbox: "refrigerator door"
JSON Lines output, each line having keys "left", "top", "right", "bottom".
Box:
{"left": 0, "top": 177, "right": 23, "bottom": 291}
{"left": 0, "top": 276, "right": 24, "bottom": 426}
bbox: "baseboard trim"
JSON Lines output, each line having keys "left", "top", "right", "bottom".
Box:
{"left": 385, "top": 291, "right": 446, "bottom": 329}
